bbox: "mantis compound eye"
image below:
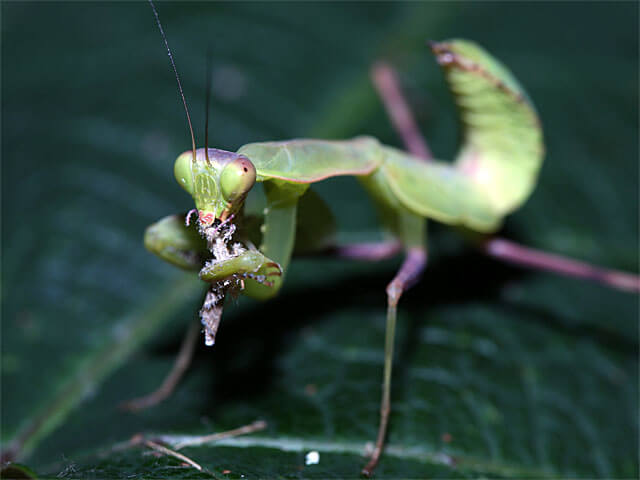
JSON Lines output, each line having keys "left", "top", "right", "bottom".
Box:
{"left": 220, "top": 156, "right": 256, "bottom": 203}
{"left": 174, "top": 151, "right": 194, "bottom": 194}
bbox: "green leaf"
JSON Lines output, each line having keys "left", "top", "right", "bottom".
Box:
{"left": 2, "top": 2, "right": 637, "bottom": 478}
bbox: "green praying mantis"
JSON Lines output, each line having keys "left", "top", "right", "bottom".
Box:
{"left": 129, "top": 2, "right": 640, "bottom": 475}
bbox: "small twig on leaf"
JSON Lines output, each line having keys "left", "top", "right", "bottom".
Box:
{"left": 173, "top": 420, "right": 267, "bottom": 450}
{"left": 126, "top": 434, "right": 204, "bottom": 472}
{"left": 143, "top": 439, "right": 204, "bottom": 471}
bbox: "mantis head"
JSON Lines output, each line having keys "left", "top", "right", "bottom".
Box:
{"left": 148, "top": 1, "right": 257, "bottom": 228}
{"left": 174, "top": 148, "right": 257, "bottom": 227}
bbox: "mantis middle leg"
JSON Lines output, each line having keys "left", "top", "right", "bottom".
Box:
{"left": 121, "top": 319, "right": 200, "bottom": 411}
{"left": 355, "top": 169, "right": 429, "bottom": 475}
{"left": 121, "top": 213, "right": 208, "bottom": 411}
{"left": 290, "top": 183, "right": 427, "bottom": 474}
{"left": 362, "top": 246, "right": 427, "bottom": 476}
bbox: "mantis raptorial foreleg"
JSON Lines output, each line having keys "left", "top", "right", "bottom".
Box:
{"left": 122, "top": 185, "right": 326, "bottom": 412}
{"left": 144, "top": 214, "right": 208, "bottom": 270}
{"left": 199, "top": 250, "right": 282, "bottom": 286}
{"left": 232, "top": 181, "right": 304, "bottom": 300}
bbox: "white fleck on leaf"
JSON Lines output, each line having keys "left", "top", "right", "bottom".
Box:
{"left": 305, "top": 451, "right": 320, "bottom": 465}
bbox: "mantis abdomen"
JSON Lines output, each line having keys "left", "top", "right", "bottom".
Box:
{"left": 238, "top": 40, "right": 544, "bottom": 236}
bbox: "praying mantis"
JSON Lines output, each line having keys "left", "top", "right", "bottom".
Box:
{"left": 127, "top": 2, "right": 640, "bottom": 476}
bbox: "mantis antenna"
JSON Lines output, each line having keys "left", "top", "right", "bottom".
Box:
{"left": 148, "top": 0, "right": 197, "bottom": 163}
{"left": 204, "top": 48, "right": 213, "bottom": 163}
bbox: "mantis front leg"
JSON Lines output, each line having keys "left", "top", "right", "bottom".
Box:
{"left": 125, "top": 182, "right": 300, "bottom": 408}
{"left": 143, "top": 213, "right": 209, "bottom": 270}
{"left": 199, "top": 249, "right": 283, "bottom": 290}
{"left": 222, "top": 180, "right": 304, "bottom": 301}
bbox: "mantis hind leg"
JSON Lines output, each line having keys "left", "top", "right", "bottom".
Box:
{"left": 362, "top": 246, "right": 428, "bottom": 476}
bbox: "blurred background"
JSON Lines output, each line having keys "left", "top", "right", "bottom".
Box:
{"left": 2, "top": 2, "right": 638, "bottom": 478}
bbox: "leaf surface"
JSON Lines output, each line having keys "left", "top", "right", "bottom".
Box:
{"left": 2, "top": 2, "right": 637, "bottom": 478}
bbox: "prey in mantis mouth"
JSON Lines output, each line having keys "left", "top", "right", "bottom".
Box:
{"left": 174, "top": 147, "right": 283, "bottom": 345}
{"left": 196, "top": 216, "right": 245, "bottom": 347}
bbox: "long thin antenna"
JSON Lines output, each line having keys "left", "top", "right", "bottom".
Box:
{"left": 148, "top": 0, "right": 197, "bottom": 162}
{"left": 204, "top": 47, "right": 213, "bottom": 163}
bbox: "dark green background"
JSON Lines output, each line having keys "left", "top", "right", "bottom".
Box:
{"left": 2, "top": 2, "right": 638, "bottom": 478}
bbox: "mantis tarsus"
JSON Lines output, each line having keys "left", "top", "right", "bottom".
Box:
{"left": 130, "top": 2, "right": 640, "bottom": 475}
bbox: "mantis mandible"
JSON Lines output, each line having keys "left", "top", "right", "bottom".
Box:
{"left": 130, "top": 2, "right": 640, "bottom": 475}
